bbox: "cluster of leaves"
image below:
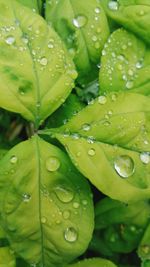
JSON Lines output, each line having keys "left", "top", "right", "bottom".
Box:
{"left": 0, "top": 0, "right": 150, "bottom": 266}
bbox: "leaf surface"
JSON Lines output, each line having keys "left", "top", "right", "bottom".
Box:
{"left": 0, "top": 136, "right": 94, "bottom": 267}
{"left": 0, "top": 247, "right": 16, "bottom": 267}
{"left": 0, "top": 0, "right": 76, "bottom": 127}
{"left": 67, "top": 257, "right": 117, "bottom": 267}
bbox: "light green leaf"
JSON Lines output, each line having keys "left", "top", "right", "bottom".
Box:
{"left": 45, "top": 0, "right": 109, "bottom": 81}
{"left": 138, "top": 223, "right": 150, "bottom": 261}
{"left": 42, "top": 92, "right": 150, "bottom": 203}
{"left": 0, "top": 136, "right": 94, "bottom": 267}
{"left": 0, "top": 247, "right": 16, "bottom": 267}
{"left": 16, "top": 0, "right": 42, "bottom": 14}
{"left": 101, "top": 0, "right": 150, "bottom": 45}
{"left": 66, "top": 258, "right": 117, "bottom": 267}
{"left": 99, "top": 28, "right": 150, "bottom": 95}
{"left": 0, "top": 0, "right": 76, "bottom": 127}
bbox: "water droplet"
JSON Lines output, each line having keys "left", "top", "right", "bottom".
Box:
{"left": 95, "top": 7, "right": 101, "bottom": 13}
{"left": 136, "top": 61, "right": 143, "bottom": 69}
{"left": 55, "top": 186, "right": 74, "bottom": 203}
{"left": 40, "top": 57, "right": 48, "bottom": 66}
{"left": 102, "top": 50, "right": 106, "bottom": 56}
{"left": 48, "top": 42, "right": 54, "bottom": 49}
{"left": 114, "top": 155, "right": 135, "bottom": 178}
{"left": 22, "top": 35, "right": 29, "bottom": 44}
{"left": 73, "top": 15, "right": 87, "bottom": 28}
{"left": 82, "top": 200, "right": 88, "bottom": 206}
{"left": 46, "top": 157, "right": 60, "bottom": 172}
{"left": 64, "top": 227, "right": 78, "bottom": 243}
{"left": 5, "top": 35, "right": 15, "bottom": 45}
{"left": 140, "top": 152, "right": 150, "bottom": 164}
{"left": 10, "top": 155, "right": 18, "bottom": 164}
{"left": 63, "top": 210, "right": 70, "bottom": 220}
{"left": 68, "top": 69, "right": 78, "bottom": 79}
{"left": 73, "top": 202, "right": 80, "bottom": 209}
{"left": 88, "top": 148, "right": 96, "bottom": 156}
{"left": 92, "top": 35, "right": 97, "bottom": 42}
{"left": 139, "top": 10, "right": 145, "bottom": 16}
{"left": 98, "top": 95, "right": 107, "bottom": 104}
{"left": 82, "top": 123, "right": 91, "bottom": 131}
{"left": 126, "top": 81, "right": 134, "bottom": 89}
{"left": 22, "top": 193, "right": 31, "bottom": 203}
{"left": 128, "top": 69, "right": 134, "bottom": 76}
{"left": 41, "top": 217, "right": 47, "bottom": 224}
{"left": 108, "top": 1, "right": 119, "bottom": 11}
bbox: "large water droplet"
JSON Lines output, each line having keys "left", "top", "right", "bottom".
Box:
{"left": 64, "top": 227, "right": 78, "bottom": 243}
{"left": 40, "top": 57, "right": 48, "bottom": 66}
{"left": 5, "top": 35, "right": 15, "bottom": 45}
{"left": 114, "top": 155, "right": 135, "bottom": 178}
{"left": 55, "top": 186, "right": 74, "bottom": 203}
{"left": 46, "top": 157, "right": 60, "bottom": 172}
{"left": 22, "top": 193, "right": 31, "bottom": 203}
{"left": 140, "top": 152, "right": 150, "bottom": 164}
{"left": 10, "top": 155, "right": 18, "bottom": 164}
{"left": 73, "top": 15, "right": 87, "bottom": 28}
{"left": 108, "top": 1, "right": 119, "bottom": 11}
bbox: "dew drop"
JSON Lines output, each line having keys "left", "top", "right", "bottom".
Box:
{"left": 22, "top": 193, "right": 31, "bottom": 203}
{"left": 48, "top": 42, "right": 54, "bottom": 49}
{"left": 136, "top": 61, "right": 143, "bottom": 69}
{"left": 126, "top": 81, "right": 134, "bottom": 89}
{"left": 140, "top": 152, "right": 150, "bottom": 164}
{"left": 73, "top": 15, "right": 87, "bottom": 28}
{"left": 82, "top": 200, "right": 88, "bottom": 206}
{"left": 40, "top": 57, "right": 48, "bottom": 66}
{"left": 73, "top": 202, "right": 80, "bottom": 209}
{"left": 82, "top": 123, "right": 91, "bottom": 131}
{"left": 98, "top": 95, "right": 107, "bottom": 104}
{"left": 88, "top": 148, "right": 96, "bottom": 156}
{"left": 95, "top": 7, "right": 101, "bottom": 13}
{"left": 10, "top": 155, "right": 18, "bottom": 164}
{"left": 63, "top": 210, "right": 70, "bottom": 220}
{"left": 22, "top": 35, "right": 29, "bottom": 44}
{"left": 5, "top": 35, "right": 15, "bottom": 45}
{"left": 41, "top": 217, "right": 47, "bottom": 224}
{"left": 108, "top": 1, "right": 119, "bottom": 11}
{"left": 55, "top": 186, "right": 74, "bottom": 203}
{"left": 114, "top": 155, "right": 135, "bottom": 178}
{"left": 46, "top": 157, "right": 60, "bottom": 172}
{"left": 64, "top": 227, "right": 78, "bottom": 243}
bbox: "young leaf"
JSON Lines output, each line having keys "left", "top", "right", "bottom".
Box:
{"left": 41, "top": 92, "right": 150, "bottom": 203}
{"left": 66, "top": 257, "right": 117, "bottom": 267}
{"left": 99, "top": 28, "right": 150, "bottom": 95}
{"left": 0, "top": 136, "right": 94, "bottom": 267}
{"left": 45, "top": 0, "right": 109, "bottom": 81}
{"left": 0, "top": 247, "right": 16, "bottom": 267}
{"left": 101, "top": 0, "right": 150, "bottom": 45}
{"left": 0, "top": 0, "right": 76, "bottom": 127}
{"left": 138, "top": 223, "right": 150, "bottom": 262}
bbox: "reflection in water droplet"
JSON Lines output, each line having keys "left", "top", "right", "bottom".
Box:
{"left": 63, "top": 210, "right": 70, "bottom": 220}
{"left": 114, "top": 155, "right": 135, "bottom": 178}
{"left": 140, "top": 152, "right": 150, "bottom": 164}
{"left": 5, "top": 35, "right": 15, "bottom": 45}
{"left": 73, "top": 15, "right": 87, "bottom": 28}
{"left": 108, "top": 1, "right": 119, "bottom": 11}
{"left": 82, "top": 123, "right": 91, "bottom": 131}
{"left": 88, "top": 148, "right": 96, "bottom": 156}
{"left": 98, "top": 95, "right": 107, "bottom": 104}
{"left": 46, "top": 157, "right": 60, "bottom": 172}
{"left": 64, "top": 227, "right": 78, "bottom": 243}
{"left": 40, "top": 57, "right": 48, "bottom": 66}
{"left": 10, "top": 155, "right": 18, "bottom": 164}
{"left": 55, "top": 186, "right": 74, "bottom": 203}
{"left": 22, "top": 193, "right": 31, "bottom": 203}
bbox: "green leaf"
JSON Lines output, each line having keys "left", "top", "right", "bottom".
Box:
{"left": 0, "top": 247, "right": 16, "bottom": 267}
{"left": 0, "top": 136, "right": 94, "bottom": 267}
{"left": 0, "top": 0, "right": 76, "bottom": 127}
{"left": 16, "top": 0, "right": 42, "bottom": 14}
{"left": 101, "top": 0, "right": 150, "bottom": 45}
{"left": 45, "top": 0, "right": 109, "bottom": 81}
{"left": 66, "top": 258, "right": 117, "bottom": 267}
{"left": 138, "top": 223, "right": 150, "bottom": 261}
{"left": 99, "top": 28, "right": 150, "bottom": 95}
{"left": 41, "top": 92, "right": 150, "bottom": 203}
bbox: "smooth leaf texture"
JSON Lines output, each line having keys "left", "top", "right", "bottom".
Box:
{"left": 0, "top": 247, "right": 16, "bottom": 267}
{"left": 17, "top": 0, "right": 42, "bottom": 14}
{"left": 42, "top": 92, "right": 150, "bottom": 203}
{"left": 67, "top": 258, "right": 117, "bottom": 267}
{"left": 101, "top": 0, "right": 150, "bottom": 45}
{"left": 0, "top": 0, "right": 76, "bottom": 127}
{"left": 0, "top": 136, "right": 94, "bottom": 267}
{"left": 45, "top": 0, "right": 109, "bottom": 80}
{"left": 99, "top": 28, "right": 150, "bottom": 95}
